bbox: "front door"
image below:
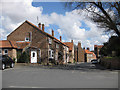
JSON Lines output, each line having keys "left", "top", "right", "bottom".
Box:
{"left": 31, "top": 50, "right": 37, "bottom": 63}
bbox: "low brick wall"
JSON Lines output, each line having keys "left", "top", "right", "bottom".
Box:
{"left": 100, "top": 57, "right": 120, "bottom": 69}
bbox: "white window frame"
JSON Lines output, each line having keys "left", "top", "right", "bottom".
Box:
{"left": 0, "top": 49, "right": 2, "bottom": 54}
{"left": 49, "top": 49, "right": 54, "bottom": 59}
{"left": 4, "top": 49, "right": 8, "bottom": 55}
{"left": 48, "top": 38, "right": 52, "bottom": 44}
{"left": 25, "top": 37, "right": 30, "bottom": 42}
{"left": 39, "top": 49, "right": 41, "bottom": 57}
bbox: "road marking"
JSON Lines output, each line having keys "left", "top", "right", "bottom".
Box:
{"left": 9, "top": 86, "right": 46, "bottom": 88}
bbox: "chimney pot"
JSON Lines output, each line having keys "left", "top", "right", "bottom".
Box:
{"left": 87, "top": 47, "right": 90, "bottom": 50}
{"left": 71, "top": 40, "right": 73, "bottom": 43}
{"left": 38, "top": 23, "right": 41, "bottom": 29}
{"left": 42, "top": 24, "right": 44, "bottom": 31}
{"left": 60, "top": 36, "right": 62, "bottom": 41}
{"left": 52, "top": 29, "right": 54, "bottom": 37}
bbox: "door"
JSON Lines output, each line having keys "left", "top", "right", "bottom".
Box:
{"left": 31, "top": 50, "right": 37, "bottom": 63}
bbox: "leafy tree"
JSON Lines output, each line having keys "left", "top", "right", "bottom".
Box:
{"left": 65, "top": 2, "right": 120, "bottom": 38}
{"left": 100, "top": 36, "right": 120, "bottom": 56}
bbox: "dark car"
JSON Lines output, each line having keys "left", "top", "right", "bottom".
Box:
{"left": 91, "top": 59, "right": 98, "bottom": 64}
{"left": 0, "top": 55, "right": 15, "bottom": 70}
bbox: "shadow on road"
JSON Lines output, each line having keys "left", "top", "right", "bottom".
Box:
{"left": 43, "top": 63, "right": 108, "bottom": 71}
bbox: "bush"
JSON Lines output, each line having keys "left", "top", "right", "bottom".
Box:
{"left": 17, "top": 51, "right": 30, "bottom": 63}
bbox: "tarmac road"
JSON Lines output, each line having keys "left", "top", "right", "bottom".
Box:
{"left": 2, "top": 63, "right": 118, "bottom": 88}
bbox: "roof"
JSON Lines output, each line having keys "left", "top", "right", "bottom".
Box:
{"left": 25, "top": 20, "right": 68, "bottom": 47}
{"left": 63, "top": 42, "right": 73, "bottom": 51}
{"left": 94, "top": 45, "right": 103, "bottom": 48}
{"left": 0, "top": 40, "right": 30, "bottom": 49}
{"left": 0, "top": 40, "right": 17, "bottom": 48}
{"left": 85, "top": 50, "right": 93, "bottom": 54}
{"left": 16, "top": 42, "right": 30, "bottom": 49}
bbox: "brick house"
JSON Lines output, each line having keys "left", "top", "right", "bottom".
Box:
{"left": 64, "top": 40, "right": 74, "bottom": 63}
{"left": 7, "top": 20, "right": 69, "bottom": 64}
{"left": 84, "top": 48, "right": 96, "bottom": 62}
{"left": 94, "top": 45, "right": 103, "bottom": 58}
{"left": 74, "top": 42, "right": 85, "bottom": 62}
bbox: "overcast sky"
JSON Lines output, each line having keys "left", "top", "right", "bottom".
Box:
{"left": 0, "top": 0, "right": 110, "bottom": 50}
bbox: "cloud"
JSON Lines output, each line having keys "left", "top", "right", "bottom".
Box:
{"left": 1, "top": 0, "right": 109, "bottom": 50}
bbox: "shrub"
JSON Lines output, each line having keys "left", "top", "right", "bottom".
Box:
{"left": 17, "top": 51, "right": 30, "bottom": 63}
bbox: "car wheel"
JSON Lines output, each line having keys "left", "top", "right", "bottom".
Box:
{"left": 2, "top": 63, "right": 5, "bottom": 70}
{"left": 10, "top": 63, "right": 14, "bottom": 68}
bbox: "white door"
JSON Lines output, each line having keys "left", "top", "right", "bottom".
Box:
{"left": 31, "top": 50, "right": 37, "bottom": 63}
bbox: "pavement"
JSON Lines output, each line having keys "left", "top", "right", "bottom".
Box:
{"left": 2, "top": 63, "right": 119, "bottom": 88}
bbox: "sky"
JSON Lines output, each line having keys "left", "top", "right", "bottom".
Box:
{"left": 0, "top": 0, "right": 111, "bottom": 50}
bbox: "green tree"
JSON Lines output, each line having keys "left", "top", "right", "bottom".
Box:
{"left": 100, "top": 36, "right": 120, "bottom": 56}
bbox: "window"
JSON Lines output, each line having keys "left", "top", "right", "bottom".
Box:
{"left": 56, "top": 44, "right": 59, "bottom": 48}
{"left": 49, "top": 49, "right": 54, "bottom": 59}
{"left": 39, "top": 49, "right": 41, "bottom": 57}
{"left": 66, "top": 47, "right": 69, "bottom": 51}
{"left": 25, "top": 37, "right": 30, "bottom": 41}
{"left": 4, "top": 49, "right": 8, "bottom": 55}
{"left": 48, "top": 38, "right": 52, "bottom": 44}
{"left": 0, "top": 49, "right": 2, "bottom": 54}
{"left": 33, "top": 52, "right": 35, "bottom": 57}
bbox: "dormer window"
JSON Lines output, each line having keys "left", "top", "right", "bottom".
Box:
{"left": 25, "top": 37, "right": 30, "bottom": 41}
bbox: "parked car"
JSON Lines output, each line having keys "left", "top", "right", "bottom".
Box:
{"left": 91, "top": 59, "right": 98, "bottom": 64}
{"left": 0, "top": 55, "right": 15, "bottom": 70}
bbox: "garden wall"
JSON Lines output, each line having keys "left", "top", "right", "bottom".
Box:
{"left": 100, "top": 57, "right": 120, "bottom": 69}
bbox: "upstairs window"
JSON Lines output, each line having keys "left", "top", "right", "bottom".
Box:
{"left": 4, "top": 49, "right": 8, "bottom": 55}
{"left": 56, "top": 44, "right": 59, "bottom": 48}
{"left": 48, "top": 38, "right": 52, "bottom": 44}
{"left": 25, "top": 32, "right": 32, "bottom": 42}
{"left": 25, "top": 37, "right": 30, "bottom": 42}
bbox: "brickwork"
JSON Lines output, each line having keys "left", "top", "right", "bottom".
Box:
{"left": 77, "top": 42, "right": 85, "bottom": 62}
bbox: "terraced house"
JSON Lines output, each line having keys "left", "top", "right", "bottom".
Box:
{"left": 6, "top": 20, "right": 69, "bottom": 64}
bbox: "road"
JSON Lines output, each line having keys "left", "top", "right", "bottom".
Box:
{"left": 2, "top": 63, "right": 118, "bottom": 88}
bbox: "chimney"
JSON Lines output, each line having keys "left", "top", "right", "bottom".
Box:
{"left": 52, "top": 29, "right": 54, "bottom": 37}
{"left": 83, "top": 47, "right": 85, "bottom": 50}
{"left": 87, "top": 47, "right": 90, "bottom": 50}
{"left": 38, "top": 23, "right": 41, "bottom": 29}
{"left": 71, "top": 40, "right": 73, "bottom": 43}
{"left": 78, "top": 42, "right": 81, "bottom": 47}
{"left": 60, "top": 36, "right": 62, "bottom": 41}
{"left": 42, "top": 24, "right": 44, "bottom": 31}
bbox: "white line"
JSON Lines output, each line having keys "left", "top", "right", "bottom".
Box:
{"left": 9, "top": 86, "right": 47, "bottom": 88}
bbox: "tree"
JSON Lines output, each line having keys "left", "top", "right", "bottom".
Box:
{"left": 100, "top": 36, "right": 120, "bottom": 56}
{"left": 65, "top": 2, "right": 120, "bottom": 38}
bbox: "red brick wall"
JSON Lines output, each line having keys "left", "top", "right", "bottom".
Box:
{"left": 77, "top": 43, "right": 85, "bottom": 62}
